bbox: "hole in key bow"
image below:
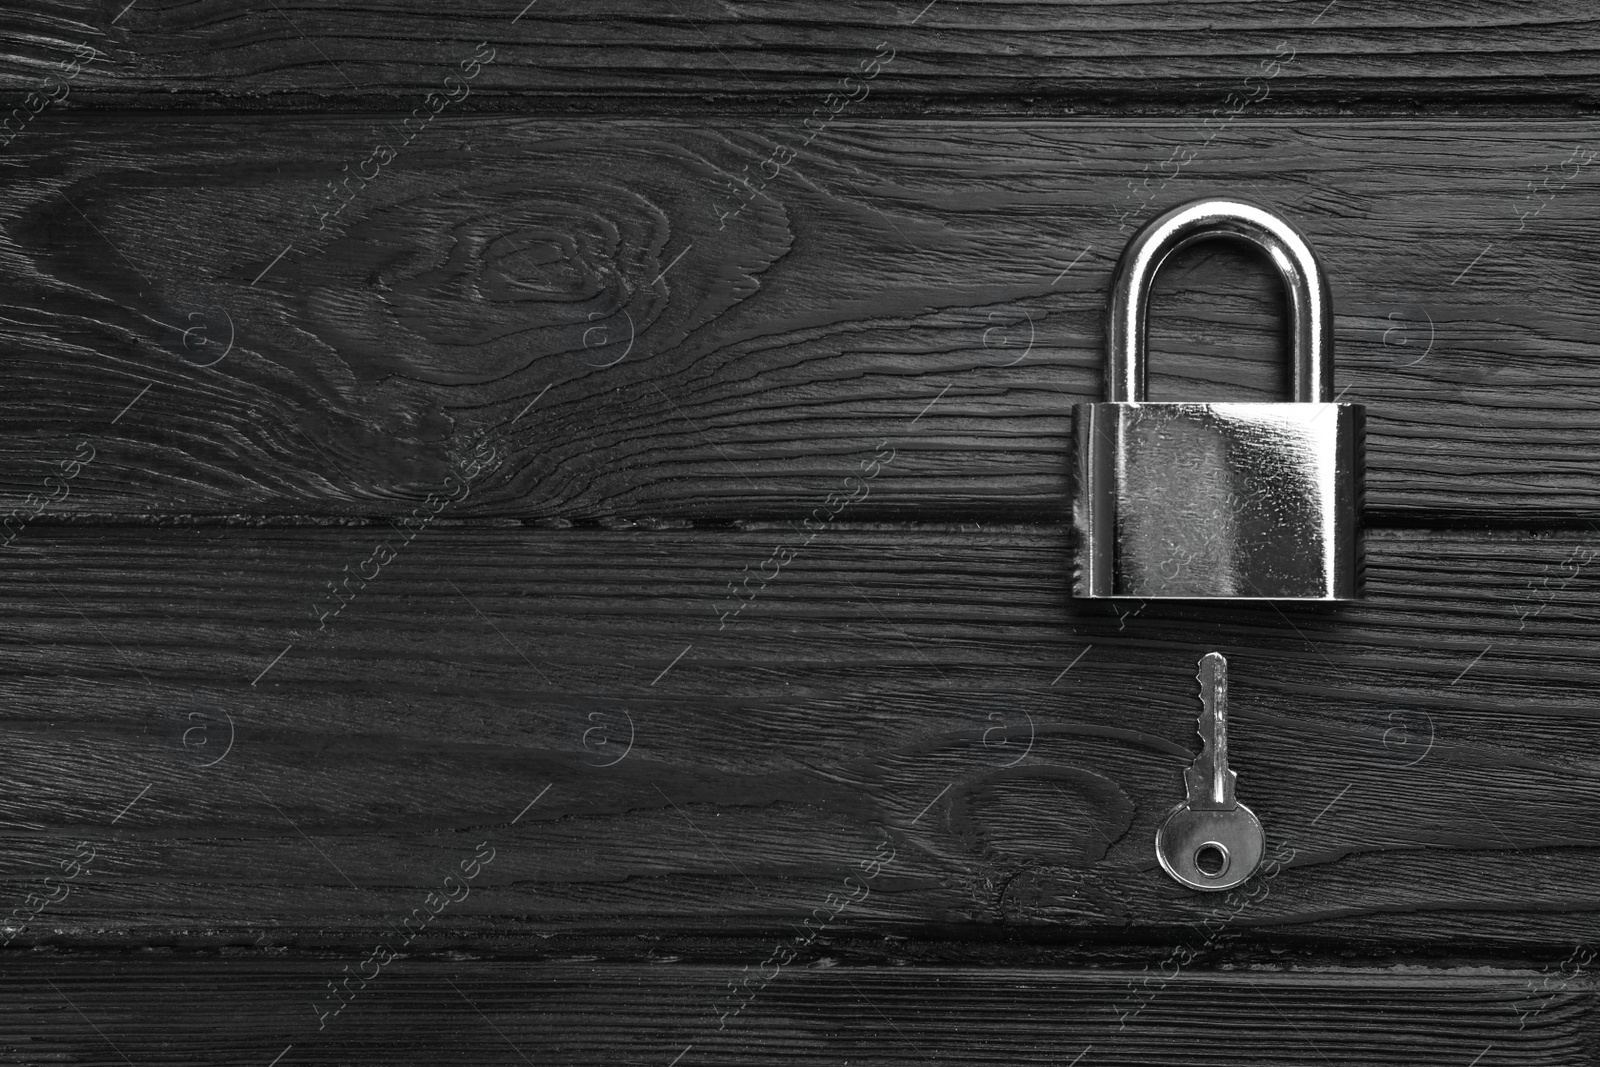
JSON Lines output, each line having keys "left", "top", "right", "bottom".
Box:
{"left": 1194, "top": 842, "right": 1229, "bottom": 876}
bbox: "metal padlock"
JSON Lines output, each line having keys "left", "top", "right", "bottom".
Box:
{"left": 1072, "top": 198, "right": 1362, "bottom": 600}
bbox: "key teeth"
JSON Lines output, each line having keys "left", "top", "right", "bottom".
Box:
{"left": 1196, "top": 651, "right": 1224, "bottom": 747}
{"left": 1187, "top": 652, "right": 1235, "bottom": 807}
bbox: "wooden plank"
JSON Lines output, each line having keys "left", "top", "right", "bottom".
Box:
{"left": 0, "top": 960, "right": 1590, "bottom": 1066}
{"left": 4, "top": 525, "right": 1600, "bottom": 950}
{"left": 0, "top": 117, "right": 1598, "bottom": 521}
{"left": 1, "top": 2, "right": 1597, "bottom": 109}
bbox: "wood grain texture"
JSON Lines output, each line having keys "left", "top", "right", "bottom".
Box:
{"left": 1, "top": 117, "right": 1599, "bottom": 521}
{"left": 4, "top": 0, "right": 1592, "bottom": 1051}
{"left": 4, "top": 962, "right": 1588, "bottom": 1066}
{"left": 4, "top": 525, "right": 1600, "bottom": 951}
{"left": 0, "top": 1, "right": 1597, "bottom": 110}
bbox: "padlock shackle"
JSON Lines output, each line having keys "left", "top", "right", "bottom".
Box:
{"left": 1106, "top": 198, "right": 1335, "bottom": 404}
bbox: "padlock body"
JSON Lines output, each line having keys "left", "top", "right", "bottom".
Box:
{"left": 1073, "top": 401, "right": 1363, "bottom": 599}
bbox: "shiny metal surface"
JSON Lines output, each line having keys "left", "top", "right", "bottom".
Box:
{"left": 1074, "top": 400, "right": 1362, "bottom": 599}
{"left": 1156, "top": 803, "right": 1264, "bottom": 892}
{"left": 1155, "top": 653, "right": 1265, "bottom": 892}
{"left": 1106, "top": 198, "right": 1334, "bottom": 404}
{"left": 1072, "top": 197, "right": 1364, "bottom": 600}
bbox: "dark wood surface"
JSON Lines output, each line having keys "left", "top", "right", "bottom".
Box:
{"left": 2, "top": 526, "right": 1598, "bottom": 951}
{"left": 2, "top": 1, "right": 1598, "bottom": 111}
{"left": 3, "top": 3, "right": 1599, "bottom": 1064}
{"left": 0, "top": 118, "right": 1598, "bottom": 522}
{"left": 4, "top": 961, "right": 1590, "bottom": 1065}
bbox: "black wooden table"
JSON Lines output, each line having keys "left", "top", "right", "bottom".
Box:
{"left": 2, "top": 3, "right": 1598, "bottom": 1063}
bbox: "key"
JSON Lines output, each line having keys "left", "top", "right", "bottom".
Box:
{"left": 1154, "top": 652, "right": 1266, "bottom": 891}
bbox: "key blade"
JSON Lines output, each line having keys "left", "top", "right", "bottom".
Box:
{"left": 1184, "top": 651, "right": 1237, "bottom": 810}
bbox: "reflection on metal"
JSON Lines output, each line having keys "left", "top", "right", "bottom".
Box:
{"left": 1072, "top": 197, "right": 1363, "bottom": 600}
{"left": 1155, "top": 653, "right": 1265, "bottom": 892}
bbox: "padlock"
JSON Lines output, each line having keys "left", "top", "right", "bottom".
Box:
{"left": 1072, "top": 198, "right": 1362, "bottom": 600}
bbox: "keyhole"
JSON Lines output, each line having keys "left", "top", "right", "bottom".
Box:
{"left": 1194, "top": 843, "right": 1229, "bottom": 876}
